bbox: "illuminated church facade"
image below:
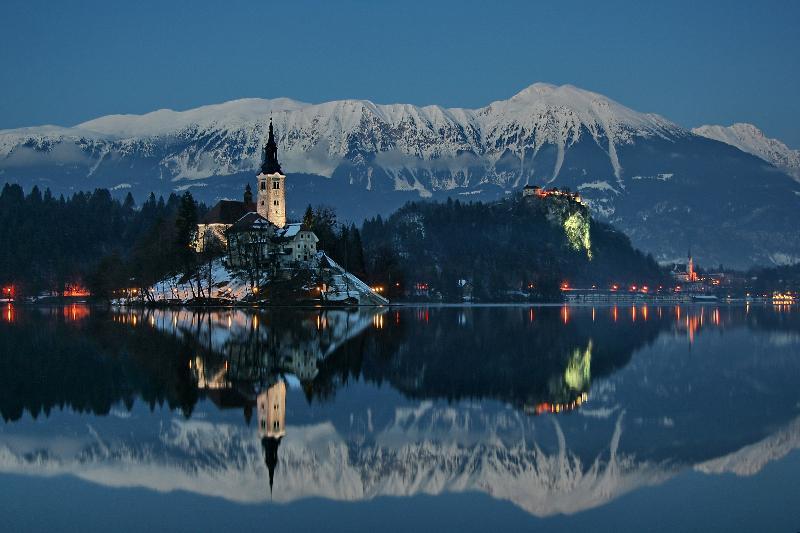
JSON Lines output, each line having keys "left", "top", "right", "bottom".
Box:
{"left": 196, "top": 120, "right": 319, "bottom": 268}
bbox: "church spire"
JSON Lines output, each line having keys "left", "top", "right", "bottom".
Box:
{"left": 261, "top": 119, "right": 282, "bottom": 175}
{"left": 262, "top": 436, "right": 281, "bottom": 496}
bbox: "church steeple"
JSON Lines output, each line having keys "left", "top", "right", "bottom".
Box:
{"left": 262, "top": 436, "right": 281, "bottom": 495}
{"left": 261, "top": 119, "right": 282, "bottom": 175}
{"left": 256, "top": 119, "right": 287, "bottom": 227}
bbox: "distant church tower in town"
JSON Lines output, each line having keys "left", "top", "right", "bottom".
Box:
{"left": 257, "top": 119, "right": 286, "bottom": 228}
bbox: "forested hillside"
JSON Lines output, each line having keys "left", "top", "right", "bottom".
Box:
{"left": 1, "top": 182, "right": 665, "bottom": 301}
{"left": 0, "top": 183, "right": 205, "bottom": 294}
{"left": 360, "top": 195, "right": 665, "bottom": 300}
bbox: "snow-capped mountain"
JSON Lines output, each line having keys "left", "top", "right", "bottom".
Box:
{"left": 3, "top": 404, "right": 799, "bottom": 518}
{"left": 693, "top": 123, "right": 800, "bottom": 180}
{"left": 0, "top": 406, "right": 661, "bottom": 517}
{"left": 2, "top": 83, "right": 799, "bottom": 268}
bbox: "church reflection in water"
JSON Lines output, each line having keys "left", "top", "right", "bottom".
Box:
{"left": 191, "top": 358, "right": 289, "bottom": 493}
{"left": 181, "top": 308, "right": 379, "bottom": 493}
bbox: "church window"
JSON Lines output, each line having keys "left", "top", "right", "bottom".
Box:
{"left": 272, "top": 181, "right": 280, "bottom": 190}
{"left": 260, "top": 182, "right": 266, "bottom": 191}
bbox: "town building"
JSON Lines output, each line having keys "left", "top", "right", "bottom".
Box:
{"left": 522, "top": 184, "right": 541, "bottom": 197}
{"left": 671, "top": 251, "right": 699, "bottom": 283}
{"left": 227, "top": 214, "right": 318, "bottom": 269}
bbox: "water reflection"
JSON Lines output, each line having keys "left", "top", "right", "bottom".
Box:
{"left": 0, "top": 304, "right": 799, "bottom": 518}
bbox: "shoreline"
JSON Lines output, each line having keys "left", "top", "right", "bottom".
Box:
{"left": 8, "top": 299, "right": 788, "bottom": 310}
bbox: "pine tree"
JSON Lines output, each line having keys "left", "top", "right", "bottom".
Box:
{"left": 123, "top": 192, "right": 136, "bottom": 210}
{"left": 174, "top": 191, "right": 199, "bottom": 281}
{"left": 302, "top": 204, "right": 314, "bottom": 227}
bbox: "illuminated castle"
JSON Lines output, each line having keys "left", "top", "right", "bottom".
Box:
{"left": 522, "top": 184, "right": 583, "bottom": 204}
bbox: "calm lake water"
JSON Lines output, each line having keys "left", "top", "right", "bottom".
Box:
{"left": 1, "top": 303, "right": 799, "bottom": 532}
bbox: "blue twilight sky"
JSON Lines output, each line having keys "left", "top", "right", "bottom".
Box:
{"left": 1, "top": 0, "right": 799, "bottom": 146}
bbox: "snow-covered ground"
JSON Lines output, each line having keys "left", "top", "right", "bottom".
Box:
{"left": 121, "top": 252, "right": 388, "bottom": 306}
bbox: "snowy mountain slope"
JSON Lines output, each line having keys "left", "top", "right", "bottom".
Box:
{"left": 693, "top": 123, "right": 800, "bottom": 180}
{"left": 5, "top": 406, "right": 800, "bottom": 517}
{"left": 695, "top": 415, "right": 800, "bottom": 477}
{"left": 2, "top": 83, "right": 800, "bottom": 267}
{"left": 0, "top": 407, "right": 672, "bottom": 517}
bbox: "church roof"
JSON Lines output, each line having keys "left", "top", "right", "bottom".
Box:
{"left": 228, "top": 212, "right": 275, "bottom": 232}
{"left": 671, "top": 263, "right": 689, "bottom": 273}
{"left": 260, "top": 120, "right": 283, "bottom": 175}
{"left": 201, "top": 200, "right": 256, "bottom": 225}
{"left": 272, "top": 222, "right": 313, "bottom": 241}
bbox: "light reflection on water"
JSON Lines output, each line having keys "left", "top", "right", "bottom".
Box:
{"left": 0, "top": 303, "right": 799, "bottom": 528}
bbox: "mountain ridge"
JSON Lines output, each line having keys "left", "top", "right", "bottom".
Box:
{"left": 1, "top": 82, "right": 799, "bottom": 268}
{"left": 692, "top": 122, "right": 800, "bottom": 180}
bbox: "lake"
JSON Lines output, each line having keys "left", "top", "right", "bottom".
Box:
{"left": 1, "top": 303, "right": 799, "bottom": 532}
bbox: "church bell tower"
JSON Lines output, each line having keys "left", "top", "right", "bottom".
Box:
{"left": 257, "top": 119, "right": 286, "bottom": 227}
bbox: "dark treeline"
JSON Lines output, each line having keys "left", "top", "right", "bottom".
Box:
{"left": 0, "top": 183, "right": 206, "bottom": 295}
{"left": 747, "top": 263, "right": 800, "bottom": 293}
{"left": 0, "top": 308, "right": 199, "bottom": 422}
{"left": 2, "top": 183, "right": 666, "bottom": 301}
{"left": 302, "top": 204, "right": 367, "bottom": 279}
{"left": 311, "top": 306, "right": 671, "bottom": 408}
{"left": 2, "top": 305, "right": 797, "bottom": 424}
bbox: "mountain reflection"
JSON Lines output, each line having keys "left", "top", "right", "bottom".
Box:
{"left": 1, "top": 304, "right": 799, "bottom": 516}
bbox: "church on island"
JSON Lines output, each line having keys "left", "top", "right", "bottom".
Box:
{"left": 192, "top": 120, "right": 388, "bottom": 306}
{"left": 196, "top": 120, "right": 319, "bottom": 269}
